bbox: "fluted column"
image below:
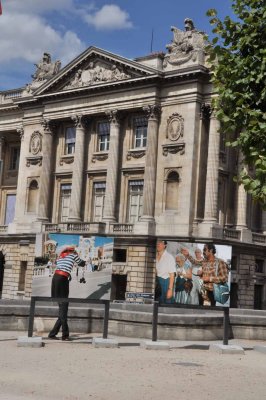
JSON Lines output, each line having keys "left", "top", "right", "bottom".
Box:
{"left": 140, "top": 105, "right": 161, "bottom": 222}
{"left": 68, "top": 115, "right": 86, "bottom": 222}
{"left": 102, "top": 110, "right": 120, "bottom": 222}
{"left": 203, "top": 111, "right": 220, "bottom": 222}
{"left": 38, "top": 119, "right": 55, "bottom": 220}
{"left": 235, "top": 151, "right": 248, "bottom": 229}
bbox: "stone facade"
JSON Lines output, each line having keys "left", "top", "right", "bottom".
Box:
{"left": 0, "top": 20, "right": 265, "bottom": 308}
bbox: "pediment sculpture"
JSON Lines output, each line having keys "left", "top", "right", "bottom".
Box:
{"left": 64, "top": 61, "right": 131, "bottom": 89}
{"left": 164, "top": 18, "right": 206, "bottom": 68}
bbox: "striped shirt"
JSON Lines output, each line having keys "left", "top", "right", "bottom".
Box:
{"left": 56, "top": 253, "right": 85, "bottom": 275}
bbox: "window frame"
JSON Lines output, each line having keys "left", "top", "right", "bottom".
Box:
{"left": 64, "top": 126, "right": 76, "bottom": 155}
{"left": 97, "top": 121, "right": 110, "bottom": 152}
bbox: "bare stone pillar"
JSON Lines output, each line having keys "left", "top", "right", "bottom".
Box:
{"left": 68, "top": 115, "right": 86, "bottom": 222}
{"left": 38, "top": 119, "right": 55, "bottom": 220}
{"left": 103, "top": 110, "right": 120, "bottom": 222}
{"left": 235, "top": 152, "right": 248, "bottom": 229}
{"left": 140, "top": 105, "right": 161, "bottom": 222}
{"left": 203, "top": 112, "right": 220, "bottom": 222}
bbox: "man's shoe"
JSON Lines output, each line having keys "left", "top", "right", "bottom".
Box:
{"left": 62, "top": 337, "right": 72, "bottom": 341}
{"left": 48, "top": 335, "right": 59, "bottom": 340}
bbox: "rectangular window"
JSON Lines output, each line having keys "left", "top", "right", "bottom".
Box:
{"left": 255, "top": 259, "right": 264, "bottom": 273}
{"left": 128, "top": 180, "right": 144, "bottom": 223}
{"left": 93, "top": 182, "right": 106, "bottom": 222}
{"left": 65, "top": 127, "right": 76, "bottom": 154}
{"left": 59, "top": 184, "right": 71, "bottom": 222}
{"left": 9, "top": 146, "right": 20, "bottom": 170}
{"left": 4, "top": 194, "right": 16, "bottom": 225}
{"left": 133, "top": 117, "right": 147, "bottom": 148}
{"left": 97, "top": 122, "right": 110, "bottom": 152}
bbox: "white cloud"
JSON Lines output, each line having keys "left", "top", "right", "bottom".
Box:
{"left": 5, "top": 0, "right": 74, "bottom": 14}
{"left": 0, "top": 13, "right": 84, "bottom": 67}
{"left": 84, "top": 4, "right": 133, "bottom": 30}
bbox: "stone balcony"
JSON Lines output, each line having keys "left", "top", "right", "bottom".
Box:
{"left": 42, "top": 222, "right": 134, "bottom": 236}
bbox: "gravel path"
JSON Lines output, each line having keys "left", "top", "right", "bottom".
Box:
{"left": 0, "top": 332, "right": 265, "bottom": 400}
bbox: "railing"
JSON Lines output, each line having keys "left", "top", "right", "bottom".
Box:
{"left": 0, "top": 225, "right": 8, "bottom": 233}
{"left": 252, "top": 233, "right": 266, "bottom": 244}
{"left": 43, "top": 222, "right": 105, "bottom": 234}
{"left": 1, "top": 89, "right": 23, "bottom": 104}
{"left": 223, "top": 228, "right": 241, "bottom": 240}
{"left": 110, "top": 223, "right": 134, "bottom": 234}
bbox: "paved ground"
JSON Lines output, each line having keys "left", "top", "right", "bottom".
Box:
{"left": 0, "top": 331, "right": 265, "bottom": 400}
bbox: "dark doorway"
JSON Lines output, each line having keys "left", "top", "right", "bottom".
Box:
{"left": 0, "top": 251, "right": 5, "bottom": 298}
{"left": 111, "top": 274, "right": 127, "bottom": 301}
{"left": 230, "top": 283, "right": 238, "bottom": 308}
{"left": 254, "top": 285, "right": 263, "bottom": 310}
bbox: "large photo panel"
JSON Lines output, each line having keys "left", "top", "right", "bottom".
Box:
{"left": 32, "top": 234, "right": 114, "bottom": 300}
{"left": 155, "top": 241, "right": 232, "bottom": 307}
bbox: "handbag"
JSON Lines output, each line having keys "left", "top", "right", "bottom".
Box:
{"left": 213, "top": 283, "right": 230, "bottom": 304}
{"left": 175, "top": 276, "right": 186, "bottom": 292}
{"left": 213, "top": 260, "right": 230, "bottom": 305}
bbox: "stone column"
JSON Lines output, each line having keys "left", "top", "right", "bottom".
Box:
{"left": 261, "top": 211, "right": 266, "bottom": 233}
{"left": 103, "top": 110, "right": 120, "bottom": 222}
{"left": 203, "top": 111, "right": 220, "bottom": 222}
{"left": 13, "top": 127, "right": 25, "bottom": 222}
{"left": 140, "top": 105, "right": 161, "bottom": 222}
{"left": 235, "top": 152, "right": 248, "bottom": 229}
{"left": 0, "top": 136, "right": 5, "bottom": 186}
{"left": 38, "top": 119, "right": 55, "bottom": 220}
{"left": 68, "top": 115, "right": 87, "bottom": 222}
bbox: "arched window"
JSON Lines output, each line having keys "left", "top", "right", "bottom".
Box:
{"left": 165, "top": 171, "right": 179, "bottom": 210}
{"left": 27, "top": 180, "right": 39, "bottom": 212}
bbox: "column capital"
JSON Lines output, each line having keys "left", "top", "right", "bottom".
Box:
{"left": 41, "top": 118, "right": 57, "bottom": 134}
{"left": 16, "top": 126, "right": 24, "bottom": 140}
{"left": 106, "top": 109, "right": 120, "bottom": 125}
{"left": 143, "top": 104, "right": 161, "bottom": 120}
{"left": 0, "top": 135, "right": 6, "bottom": 145}
{"left": 71, "top": 114, "right": 88, "bottom": 129}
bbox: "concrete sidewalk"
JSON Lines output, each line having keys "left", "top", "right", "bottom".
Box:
{"left": 0, "top": 331, "right": 266, "bottom": 400}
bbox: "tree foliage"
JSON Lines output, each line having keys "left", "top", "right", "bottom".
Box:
{"left": 206, "top": 0, "right": 266, "bottom": 208}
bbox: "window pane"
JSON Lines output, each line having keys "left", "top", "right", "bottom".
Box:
{"left": 5, "top": 194, "right": 16, "bottom": 225}
{"left": 98, "top": 122, "right": 110, "bottom": 152}
{"left": 9, "top": 147, "right": 20, "bottom": 170}
{"left": 65, "top": 127, "right": 76, "bottom": 154}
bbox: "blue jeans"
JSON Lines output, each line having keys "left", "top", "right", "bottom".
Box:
{"left": 157, "top": 276, "right": 174, "bottom": 304}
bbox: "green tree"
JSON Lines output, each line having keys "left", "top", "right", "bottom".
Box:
{"left": 206, "top": 0, "right": 266, "bottom": 208}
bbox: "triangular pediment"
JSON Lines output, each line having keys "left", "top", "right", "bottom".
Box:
{"left": 34, "top": 47, "right": 160, "bottom": 96}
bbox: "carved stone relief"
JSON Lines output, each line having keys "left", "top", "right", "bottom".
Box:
{"left": 164, "top": 18, "right": 206, "bottom": 68}
{"left": 64, "top": 61, "right": 131, "bottom": 90}
{"left": 29, "top": 131, "right": 42, "bottom": 155}
{"left": 166, "top": 113, "right": 184, "bottom": 141}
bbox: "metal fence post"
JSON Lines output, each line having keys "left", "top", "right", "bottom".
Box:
{"left": 152, "top": 301, "right": 159, "bottom": 341}
{"left": 103, "top": 300, "right": 110, "bottom": 339}
{"left": 28, "top": 297, "right": 36, "bottom": 337}
{"left": 223, "top": 307, "right": 230, "bottom": 345}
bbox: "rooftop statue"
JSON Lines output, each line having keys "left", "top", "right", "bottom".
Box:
{"left": 32, "top": 52, "right": 61, "bottom": 82}
{"left": 22, "top": 52, "right": 61, "bottom": 96}
{"left": 164, "top": 18, "right": 206, "bottom": 68}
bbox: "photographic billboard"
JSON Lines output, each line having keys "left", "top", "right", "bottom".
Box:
{"left": 155, "top": 241, "right": 232, "bottom": 307}
{"left": 32, "top": 234, "right": 114, "bottom": 300}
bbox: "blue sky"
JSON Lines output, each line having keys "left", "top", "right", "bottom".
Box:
{"left": 0, "top": 0, "right": 235, "bottom": 90}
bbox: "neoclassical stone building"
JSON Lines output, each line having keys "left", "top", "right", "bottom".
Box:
{"left": 0, "top": 20, "right": 265, "bottom": 308}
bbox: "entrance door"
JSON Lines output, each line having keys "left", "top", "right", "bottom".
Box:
{"left": 254, "top": 285, "right": 263, "bottom": 310}
{"left": 111, "top": 274, "right": 127, "bottom": 301}
{"left": 0, "top": 251, "right": 5, "bottom": 298}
